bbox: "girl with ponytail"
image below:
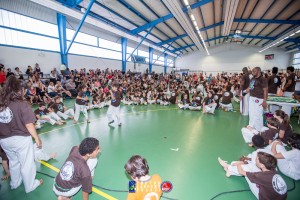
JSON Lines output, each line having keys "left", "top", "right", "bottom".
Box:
{"left": 274, "top": 110, "right": 293, "bottom": 144}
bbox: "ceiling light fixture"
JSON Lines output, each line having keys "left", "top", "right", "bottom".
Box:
{"left": 258, "top": 27, "right": 300, "bottom": 53}
{"left": 180, "top": 0, "right": 210, "bottom": 55}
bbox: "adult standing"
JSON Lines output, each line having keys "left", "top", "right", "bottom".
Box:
{"left": 239, "top": 67, "right": 251, "bottom": 115}
{"left": 268, "top": 67, "right": 281, "bottom": 113}
{"left": 0, "top": 76, "right": 43, "bottom": 193}
{"left": 248, "top": 67, "right": 268, "bottom": 131}
{"left": 283, "top": 66, "right": 296, "bottom": 98}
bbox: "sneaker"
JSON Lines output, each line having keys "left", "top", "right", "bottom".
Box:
{"left": 108, "top": 120, "right": 114, "bottom": 125}
{"left": 118, "top": 123, "right": 122, "bottom": 127}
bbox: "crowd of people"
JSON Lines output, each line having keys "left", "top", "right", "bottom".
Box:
{"left": 0, "top": 62, "right": 300, "bottom": 200}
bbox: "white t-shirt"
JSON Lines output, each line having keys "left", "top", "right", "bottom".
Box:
{"left": 48, "top": 85, "right": 56, "bottom": 93}
{"left": 279, "top": 149, "right": 300, "bottom": 180}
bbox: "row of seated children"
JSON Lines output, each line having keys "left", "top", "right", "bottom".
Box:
{"left": 178, "top": 85, "right": 234, "bottom": 114}
{"left": 34, "top": 96, "right": 75, "bottom": 129}
{"left": 218, "top": 109, "right": 300, "bottom": 199}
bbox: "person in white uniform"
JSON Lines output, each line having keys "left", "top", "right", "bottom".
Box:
{"left": 271, "top": 134, "right": 300, "bottom": 180}
{"left": 0, "top": 76, "right": 43, "bottom": 193}
{"left": 248, "top": 67, "right": 268, "bottom": 131}
{"left": 107, "top": 83, "right": 122, "bottom": 126}
{"left": 218, "top": 135, "right": 272, "bottom": 177}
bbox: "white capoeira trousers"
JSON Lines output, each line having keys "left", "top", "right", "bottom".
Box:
{"left": 205, "top": 103, "right": 217, "bottom": 113}
{"left": 57, "top": 109, "right": 75, "bottom": 120}
{"left": 107, "top": 105, "right": 120, "bottom": 124}
{"left": 219, "top": 103, "right": 233, "bottom": 111}
{"left": 74, "top": 103, "right": 88, "bottom": 121}
{"left": 0, "top": 136, "right": 40, "bottom": 193}
{"left": 240, "top": 92, "right": 250, "bottom": 116}
{"left": 178, "top": 103, "right": 189, "bottom": 109}
{"left": 249, "top": 96, "right": 264, "bottom": 131}
{"left": 189, "top": 106, "right": 201, "bottom": 111}
{"left": 241, "top": 127, "right": 269, "bottom": 143}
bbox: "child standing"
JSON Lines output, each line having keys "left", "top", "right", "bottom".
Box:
{"left": 74, "top": 85, "right": 90, "bottom": 124}
{"left": 124, "top": 155, "right": 162, "bottom": 200}
{"left": 107, "top": 83, "right": 122, "bottom": 126}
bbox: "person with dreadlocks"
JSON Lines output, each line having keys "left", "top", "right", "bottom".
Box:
{"left": 0, "top": 75, "right": 43, "bottom": 193}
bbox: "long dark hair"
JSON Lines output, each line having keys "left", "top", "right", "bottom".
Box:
{"left": 275, "top": 110, "right": 290, "bottom": 124}
{"left": 0, "top": 76, "right": 23, "bottom": 111}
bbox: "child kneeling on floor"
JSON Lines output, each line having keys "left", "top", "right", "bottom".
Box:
{"left": 53, "top": 137, "right": 100, "bottom": 200}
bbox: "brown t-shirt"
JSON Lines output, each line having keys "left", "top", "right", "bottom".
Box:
{"left": 246, "top": 170, "right": 287, "bottom": 200}
{"left": 0, "top": 101, "right": 36, "bottom": 139}
{"left": 55, "top": 146, "right": 92, "bottom": 193}
{"left": 169, "top": 92, "right": 178, "bottom": 104}
{"left": 76, "top": 92, "right": 87, "bottom": 105}
{"left": 241, "top": 72, "right": 251, "bottom": 90}
{"left": 279, "top": 123, "right": 293, "bottom": 144}
{"left": 268, "top": 74, "right": 280, "bottom": 94}
{"left": 221, "top": 91, "right": 233, "bottom": 104}
{"left": 260, "top": 128, "right": 278, "bottom": 145}
{"left": 249, "top": 75, "right": 267, "bottom": 99}
{"left": 111, "top": 91, "right": 121, "bottom": 107}
{"left": 285, "top": 73, "right": 296, "bottom": 92}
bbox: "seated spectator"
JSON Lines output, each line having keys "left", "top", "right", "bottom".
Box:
{"left": 36, "top": 82, "right": 52, "bottom": 104}
{"left": 26, "top": 65, "right": 33, "bottom": 76}
{"left": 48, "top": 82, "right": 58, "bottom": 98}
{"left": 6, "top": 68, "right": 14, "bottom": 77}
{"left": 55, "top": 81, "right": 72, "bottom": 98}
{"left": 34, "top": 103, "right": 63, "bottom": 128}
{"left": 64, "top": 68, "right": 71, "bottom": 80}
{"left": 50, "top": 70, "right": 57, "bottom": 85}
{"left": 34, "top": 63, "right": 43, "bottom": 78}
{"left": 0, "top": 66, "right": 6, "bottom": 87}
{"left": 66, "top": 79, "right": 77, "bottom": 97}
{"left": 15, "top": 67, "right": 24, "bottom": 79}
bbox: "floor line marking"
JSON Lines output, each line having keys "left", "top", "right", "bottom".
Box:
{"left": 38, "top": 160, "right": 118, "bottom": 200}
{"left": 38, "top": 107, "right": 178, "bottom": 135}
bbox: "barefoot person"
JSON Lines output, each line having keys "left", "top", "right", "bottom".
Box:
{"left": 0, "top": 76, "right": 43, "bottom": 193}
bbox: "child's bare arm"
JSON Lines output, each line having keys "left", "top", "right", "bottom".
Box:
{"left": 237, "top": 163, "right": 247, "bottom": 176}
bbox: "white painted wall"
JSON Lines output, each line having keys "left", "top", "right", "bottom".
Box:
{"left": 176, "top": 44, "right": 292, "bottom": 74}
{"left": 0, "top": 45, "right": 168, "bottom": 74}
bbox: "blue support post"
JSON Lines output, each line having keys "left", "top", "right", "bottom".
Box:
{"left": 57, "top": 13, "right": 68, "bottom": 67}
{"left": 164, "top": 53, "right": 168, "bottom": 75}
{"left": 121, "top": 37, "right": 127, "bottom": 73}
{"left": 65, "top": 0, "right": 95, "bottom": 54}
{"left": 153, "top": 41, "right": 174, "bottom": 65}
{"left": 149, "top": 47, "right": 153, "bottom": 73}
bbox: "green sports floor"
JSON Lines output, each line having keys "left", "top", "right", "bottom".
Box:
{"left": 0, "top": 100, "right": 299, "bottom": 200}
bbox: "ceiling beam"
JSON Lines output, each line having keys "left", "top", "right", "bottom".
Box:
{"left": 234, "top": 19, "right": 300, "bottom": 25}
{"left": 171, "top": 44, "right": 196, "bottom": 53}
{"left": 204, "top": 34, "right": 300, "bottom": 43}
{"left": 130, "top": 0, "right": 214, "bottom": 35}
{"left": 157, "top": 34, "right": 188, "bottom": 46}
{"left": 29, "top": 0, "right": 177, "bottom": 57}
